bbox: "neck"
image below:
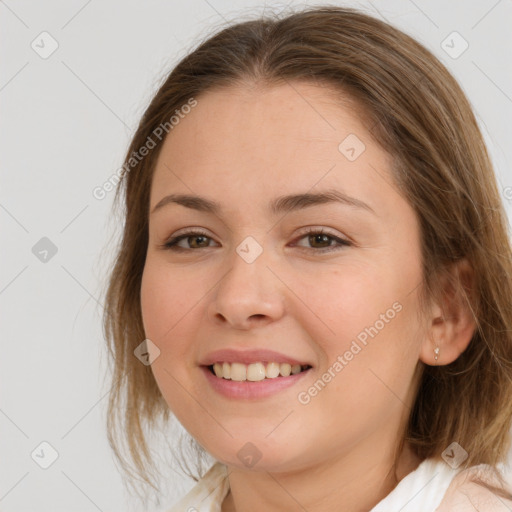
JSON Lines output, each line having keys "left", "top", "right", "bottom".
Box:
{"left": 221, "top": 441, "right": 422, "bottom": 512}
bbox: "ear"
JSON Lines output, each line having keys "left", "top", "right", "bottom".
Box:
{"left": 419, "top": 258, "right": 477, "bottom": 366}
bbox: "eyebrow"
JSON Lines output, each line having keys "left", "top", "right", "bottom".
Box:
{"left": 151, "top": 188, "right": 376, "bottom": 216}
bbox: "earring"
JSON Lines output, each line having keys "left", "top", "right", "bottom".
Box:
{"left": 434, "top": 346, "right": 440, "bottom": 361}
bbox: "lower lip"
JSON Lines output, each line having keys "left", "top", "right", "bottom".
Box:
{"left": 201, "top": 366, "right": 312, "bottom": 400}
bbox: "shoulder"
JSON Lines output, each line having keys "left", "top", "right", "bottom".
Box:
{"left": 436, "top": 463, "right": 512, "bottom": 512}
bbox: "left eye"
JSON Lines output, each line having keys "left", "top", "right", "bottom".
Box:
{"left": 293, "top": 229, "right": 351, "bottom": 252}
{"left": 161, "top": 228, "right": 351, "bottom": 253}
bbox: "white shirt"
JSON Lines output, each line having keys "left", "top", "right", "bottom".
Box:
{"left": 166, "top": 458, "right": 511, "bottom": 512}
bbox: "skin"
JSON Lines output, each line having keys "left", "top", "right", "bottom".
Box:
{"left": 437, "top": 467, "right": 512, "bottom": 511}
{"left": 140, "top": 81, "right": 476, "bottom": 512}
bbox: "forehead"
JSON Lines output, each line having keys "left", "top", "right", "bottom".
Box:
{"left": 150, "top": 81, "right": 396, "bottom": 218}
{"left": 157, "top": 80, "right": 371, "bottom": 158}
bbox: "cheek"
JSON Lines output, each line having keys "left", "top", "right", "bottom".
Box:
{"left": 141, "top": 264, "right": 169, "bottom": 339}
{"left": 140, "top": 260, "right": 192, "bottom": 355}
{"left": 298, "top": 260, "right": 423, "bottom": 381}
{"left": 294, "top": 263, "right": 403, "bottom": 344}
{"left": 140, "top": 261, "right": 200, "bottom": 415}
{"left": 140, "top": 257, "right": 218, "bottom": 391}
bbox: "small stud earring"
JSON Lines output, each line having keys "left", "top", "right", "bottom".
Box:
{"left": 434, "top": 347, "right": 440, "bottom": 361}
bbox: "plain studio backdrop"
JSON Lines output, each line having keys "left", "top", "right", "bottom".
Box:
{"left": 1, "top": 1, "right": 511, "bottom": 511}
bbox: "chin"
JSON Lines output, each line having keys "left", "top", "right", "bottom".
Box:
{"left": 206, "top": 440, "right": 307, "bottom": 474}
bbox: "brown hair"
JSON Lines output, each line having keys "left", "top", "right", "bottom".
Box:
{"left": 102, "top": 4, "right": 512, "bottom": 501}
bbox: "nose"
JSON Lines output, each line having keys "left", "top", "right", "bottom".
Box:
{"left": 207, "top": 244, "right": 286, "bottom": 330}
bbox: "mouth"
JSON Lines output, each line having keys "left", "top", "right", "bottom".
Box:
{"left": 206, "top": 361, "right": 313, "bottom": 381}
{"left": 199, "top": 348, "right": 314, "bottom": 398}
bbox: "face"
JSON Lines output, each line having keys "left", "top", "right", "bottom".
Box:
{"left": 140, "top": 81, "right": 427, "bottom": 472}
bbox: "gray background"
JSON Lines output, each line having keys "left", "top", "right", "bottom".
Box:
{"left": 1, "top": 0, "right": 511, "bottom": 511}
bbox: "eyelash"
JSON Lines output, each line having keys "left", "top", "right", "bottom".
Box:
{"left": 160, "top": 227, "right": 351, "bottom": 253}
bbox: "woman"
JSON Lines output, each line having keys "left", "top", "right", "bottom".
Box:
{"left": 102, "top": 6, "right": 512, "bottom": 511}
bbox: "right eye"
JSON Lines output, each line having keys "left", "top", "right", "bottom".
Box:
{"left": 160, "top": 230, "right": 218, "bottom": 251}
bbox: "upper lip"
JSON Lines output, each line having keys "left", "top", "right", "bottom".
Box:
{"left": 199, "top": 348, "right": 312, "bottom": 367}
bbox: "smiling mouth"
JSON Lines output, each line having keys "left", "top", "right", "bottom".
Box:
{"left": 207, "top": 362, "right": 312, "bottom": 381}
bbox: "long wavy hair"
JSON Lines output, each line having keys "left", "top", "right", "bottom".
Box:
{"left": 101, "top": 4, "right": 512, "bottom": 502}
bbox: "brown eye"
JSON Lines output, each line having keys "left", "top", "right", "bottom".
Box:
{"left": 161, "top": 230, "right": 216, "bottom": 251}
{"left": 187, "top": 235, "right": 210, "bottom": 249}
{"left": 293, "top": 228, "right": 351, "bottom": 253}
{"left": 308, "top": 233, "right": 333, "bottom": 249}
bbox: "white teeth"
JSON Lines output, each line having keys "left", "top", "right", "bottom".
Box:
{"left": 230, "top": 362, "right": 246, "bottom": 381}
{"left": 279, "top": 363, "right": 291, "bottom": 377}
{"left": 210, "top": 361, "right": 310, "bottom": 380}
{"left": 213, "top": 363, "right": 223, "bottom": 377}
{"left": 265, "top": 362, "right": 280, "bottom": 379}
{"left": 247, "top": 363, "right": 266, "bottom": 381}
{"left": 291, "top": 364, "right": 302, "bottom": 375}
{"left": 222, "top": 362, "right": 231, "bottom": 380}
